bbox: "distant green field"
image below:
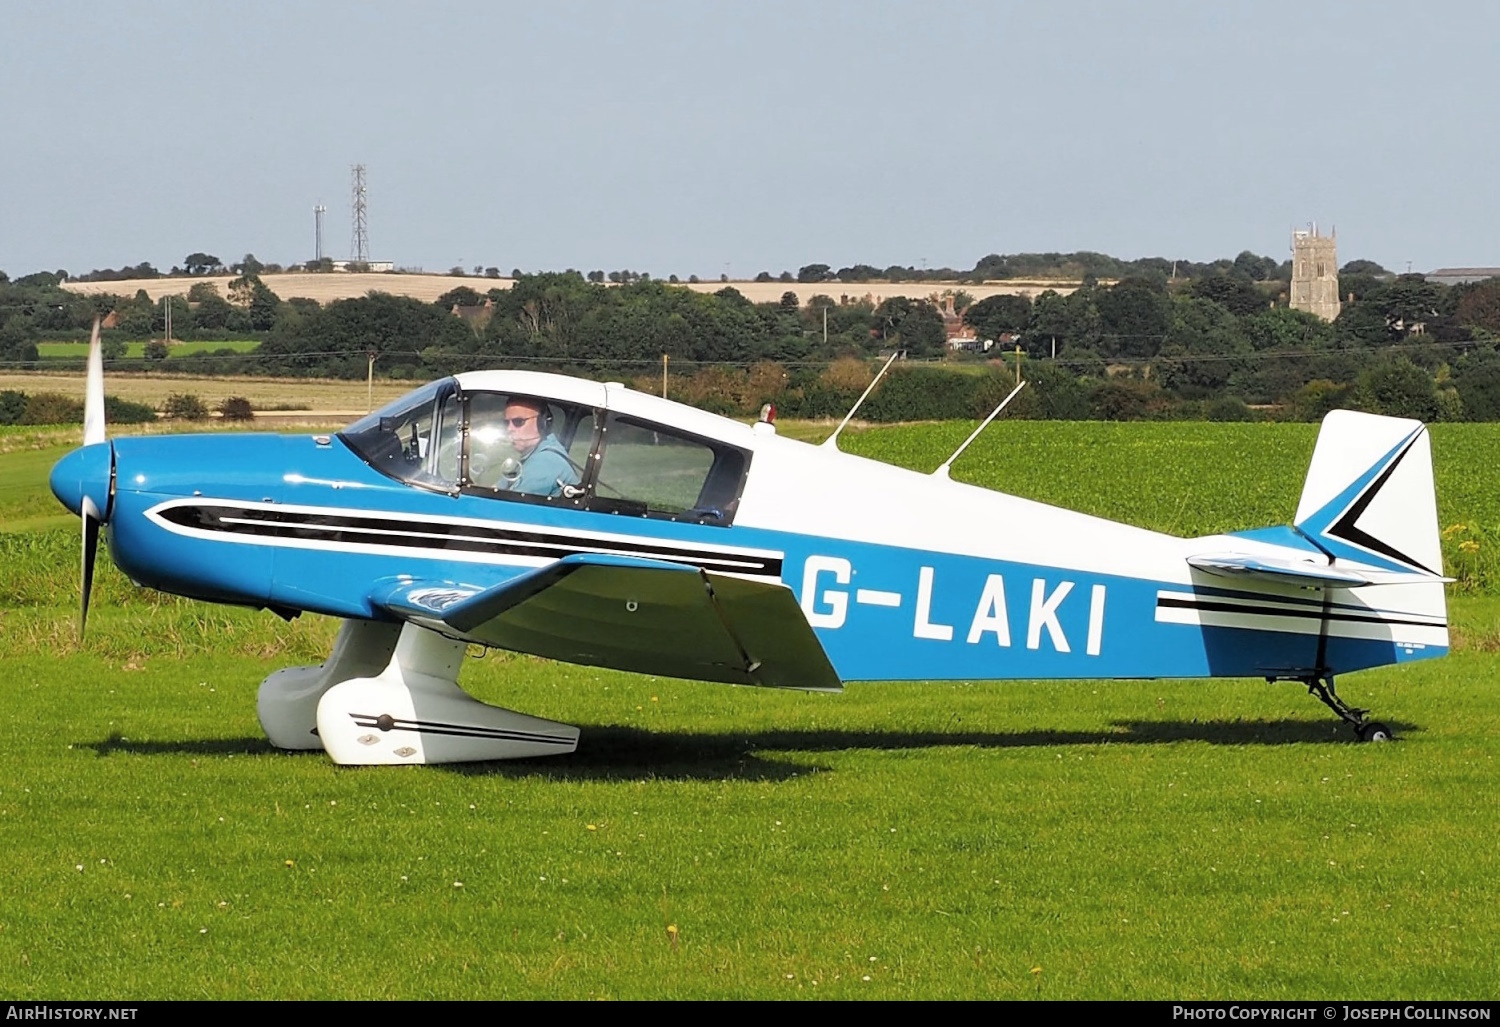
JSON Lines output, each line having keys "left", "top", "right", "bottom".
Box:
{"left": 35, "top": 340, "right": 261, "bottom": 359}
{"left": 3, "top": 422, "right": 1500, "bottom": 999}
{"left": 0, "top": 425, "right": 77, "bottom": 441}
{"left": 842, "top": 421, "right": 1500, "bottom": 591}
{"left": 0, "top": 444, "right": 76, "bottom": 532}
{"left": 845, "top": 421, "right": 1500, "bottom": 531}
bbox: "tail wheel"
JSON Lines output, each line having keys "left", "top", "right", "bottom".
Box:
{"left": 1357, "top": 721, "right": 1394, "bottom": 743}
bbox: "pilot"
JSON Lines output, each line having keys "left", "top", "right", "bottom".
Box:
{"left": 503, "top": 397, "right": 579, "bottom": 497}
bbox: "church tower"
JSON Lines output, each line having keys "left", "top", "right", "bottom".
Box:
{"left": 1290, "top": 225, "right": 1341, "bottom": 321}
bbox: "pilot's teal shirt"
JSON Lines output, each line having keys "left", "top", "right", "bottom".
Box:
{"left": 516, "top": 435, "right": 578, "bottom": 496}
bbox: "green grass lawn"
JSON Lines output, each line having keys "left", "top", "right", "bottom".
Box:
{"left": 3, "top": 619, "right": 1497, "bottom": 999}
{"left": 3, "top": 422, "right": 1499, "bottom": 999}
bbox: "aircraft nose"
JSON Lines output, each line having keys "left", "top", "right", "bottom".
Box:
{"left": 50, "top": 442, "right": 114, "bottom": 521}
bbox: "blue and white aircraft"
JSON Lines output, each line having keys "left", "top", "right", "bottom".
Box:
{"left": 50, "top": 329, "right": 1448, "bottom": 764}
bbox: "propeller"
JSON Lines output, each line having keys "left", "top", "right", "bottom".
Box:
{"left": 83, "top": 315, "right": 105, "bottom": 446}
{"left": 80, "top": 498, "right": 101, "bottom": 637}
{"left": 79, "top": 316, "right": 109, "bottom": 637}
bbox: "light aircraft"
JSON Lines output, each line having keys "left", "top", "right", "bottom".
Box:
{"left": 50, "top": 327, "right": 1449, "bottom": 764}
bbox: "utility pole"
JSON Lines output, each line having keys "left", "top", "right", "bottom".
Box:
{"left": 661, "top": 354, "right": 668, "bottom": 398}
{"left": 1014, "top": 343, "right": 1023, "bottom": 384}
{"left": 822, "top": 305, "right": 828, "bottom": 346}
{"left": 367, "top": 349, "right": 376, "bottom": 412}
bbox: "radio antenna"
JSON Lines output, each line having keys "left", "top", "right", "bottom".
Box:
{"left": 822, "top": 350, "right": 902, "bottom": 450}
{"left": 932, "top": 380, "right": 1027, "bottom": 478}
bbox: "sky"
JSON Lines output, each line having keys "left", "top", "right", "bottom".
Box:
{"left": 2, "top": 0, "right": 1496, "bottom": 279}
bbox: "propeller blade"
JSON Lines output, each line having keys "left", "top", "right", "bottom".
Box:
{"left": 84, "top": 315, "right": 105, "bottom": 446}
{"left": 80, "top": 500, "right": 101, "bottom": 639}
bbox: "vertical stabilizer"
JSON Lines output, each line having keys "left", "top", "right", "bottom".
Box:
{"left": 1294, "top": 410, "right": 1442, "bottom": 576}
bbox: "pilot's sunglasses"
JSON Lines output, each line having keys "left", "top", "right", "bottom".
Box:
{"left": 506, "top": 415, "right": 538, "bottom": 427}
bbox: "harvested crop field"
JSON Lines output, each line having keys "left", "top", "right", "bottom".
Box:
{"left": 63, "top": 272, "right": 488, "bottom": 305}
{"left": 62, "top": 273, "right": 1084, "bottom": 307}
{"left": 0, "top": 371, "right": 414, "bottom": 412}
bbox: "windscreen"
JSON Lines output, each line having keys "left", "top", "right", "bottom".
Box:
{"left": 338, "top": 378, "right": 461, "bottom": 490}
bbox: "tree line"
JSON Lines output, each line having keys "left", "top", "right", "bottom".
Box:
{"left": 4, "top": 254, "right": 1500, "bottom": 422}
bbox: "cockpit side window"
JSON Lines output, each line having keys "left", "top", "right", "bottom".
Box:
{"left": 339, "top": 379, "right": 460, "bottom": 492}
{"left": 463, "top": 392, "right": 595, "bottom": 502}
{"left": 589, "top": 413, "right": 749, "bottom": 525}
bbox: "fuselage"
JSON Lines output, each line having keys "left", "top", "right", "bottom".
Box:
{"left": 63, "top": 371, "right": 1448, "bottom": 683}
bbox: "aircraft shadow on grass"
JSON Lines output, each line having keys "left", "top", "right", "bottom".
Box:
{"left": 83, "top": 717, "right": 1416, "bottom": 783}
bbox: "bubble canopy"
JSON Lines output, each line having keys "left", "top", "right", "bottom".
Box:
{"left": 338, "top": 376, "right": 752, "bottom": 523}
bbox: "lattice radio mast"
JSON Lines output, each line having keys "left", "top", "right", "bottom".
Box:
{"left": 349, "top": 164, "right": 369, "bottom": 264}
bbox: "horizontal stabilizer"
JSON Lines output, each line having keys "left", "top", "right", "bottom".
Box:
{"left": 1186, "top": 552, "right": 1374, "bottom": 588}
{"left": 1187, "top": 551, "right": 1454, "bottom": 588}
{"left": 372, "top": 554, "right": 842, "bottom": 692}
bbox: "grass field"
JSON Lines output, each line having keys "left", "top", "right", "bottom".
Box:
{"left": 35, "top": 340, "right": 261, "bottom": 360}
{"left": 841, "top": 421, "right": 1500, "bottom": 591}
{"left": 848, "top": 421, "right": 1498, "bottom": 532}
{"left": 2, "top": 419, "right": 1499, "bottom": 999}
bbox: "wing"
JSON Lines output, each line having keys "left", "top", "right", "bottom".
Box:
{"left": 371, "top": 554, "right": 842, "bottom": 692}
